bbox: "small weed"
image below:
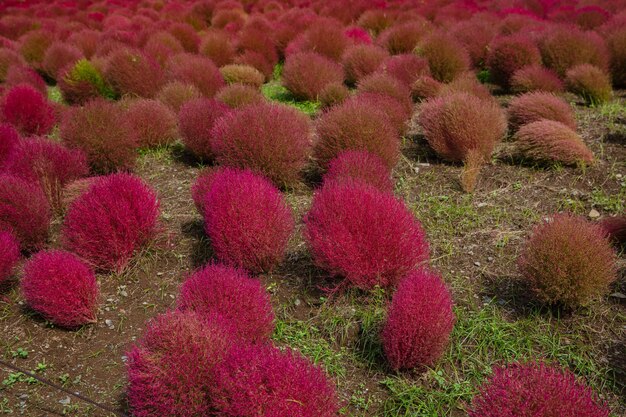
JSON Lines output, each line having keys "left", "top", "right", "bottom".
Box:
{"left": 11, "top": 348, "right": 28, "bottom": 359}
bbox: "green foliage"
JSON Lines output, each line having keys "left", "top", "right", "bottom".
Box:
{"left": 65, "top": 59, "right": 116, "bottom": 99}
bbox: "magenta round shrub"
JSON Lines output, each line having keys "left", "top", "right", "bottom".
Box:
{"left": 61, "top": 173, "right": 160, "bottom": 272}
{"left": 282, "top": 52, "right": 344, "bottom": 101}
{"left": 165, "top": 52, "right": 224, "bottom": 98}
{"left": 212, "top": 344, "right": 340, "bottom": 417}
{"left": 21, "top": 250, "right": 98, "bottom": 328}
{"left": 177, "top": 263, "right": 275, "bottom": 343}
{"left": 324, "top": 150, "right": 393, "bottom": 192}
{"left": 0, "top": 174, "right": 50, "bottom": 251}
{"left": 469, "top": 362, "right": 610, "bottom": 417}
{"left": 1, "top": 84, "right": 55, "bottom": 136}
{"left": 304, "top": 180, "right": 429, "bottom": 289}
{"left": 179, "top": 98, "right": 231, "bottom": 161}
{"left": 378, "top": 53, "right": 430, "bottom": 88}
{"left": 0, "top": 123, "right": 19, "bottom": 167}
{"left": 0, "top": 231, "right": 19, "bottom": 286}
{"left": 210, "top": 102, "right": 312, "bottom": 187}
{"left": 202, "top": 168, "right": 294, "bottom": 273}
{"left": 382, "top": 269, "right": 455, "bottom": 370}
{"left": 127, "top": 310, "right": 233, "bottom": 417}
{"left": 125, "top": 99, "right": 179, "bottom": 148}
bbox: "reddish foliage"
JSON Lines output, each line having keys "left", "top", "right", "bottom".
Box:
{"left": 411, "top": 75, "right": 443, "bottom": 101}
{"left": 304, "top": 180, "right": 429, "bottom": 289}
{"left": 439, "top": 72, "right": 493, "bottom": 101}
{"left": 234, "top": 50, "right": 274, "bottom": 81}
{"left": 565, "top": 64, "right": 612, "bottom": 105}
{"left": 168, "top": 22, "right": 200, "bottom": 53}
{"left": 486, "top": 35, "right": 542, "bottom": 88}
{"left": 21, "top": 250, "right": 98, "bottom": 328}
{"left": 599, "top": 216, "right": 626, "bottom": 249}
{"left": 60, "top": 98, "right": 139, "bottom": 173}
{"left": 344, "top": 26, "right": 372, "bottom": 45}
{"left": 1, "top": 84, "right": 55, "bottom": 136}
{"left": 357, "top": 9, "right": 394, "bottom": 35}
{"left": 61, "top": 173, "right": 160, "bottom": 272}
{"left": 202, "top": 168, "right": 294, "bottom": 273}
{"left": 165, "top": 52, "right": 224, "bottom": 98}
{"left": 508, "top": 92, "right": 576, "bottom": 131}
{"left": 0, "top": 47, "right": 26, "bottom": 81}
{"left": 376, "top": 21, "right": 431, "bottom": 55}
{"left": 41, "top": 41, "right": 83, "bottom": 80}
{"left": 282, "top": 52, "right": 344, "bottom": 101}
{"left": 382, "top": 269, "right": 455, "bottom": 370}
{"left": 104, "top": 48, "right": 164, "bottom": 98}
{"left": 319, "top": 82, "right": 350, "bottom": 109}
{"left": 607, "top": 27, "right": 626, "bottom": 87}
{"left": 220, "top": 64, "right": 264, "bottom": 88}
{"left": 237, "top": 26, "right": 279, "bottom": 68}
{"left": 354, "top": 92, "right": 412, "bottom": 136}
{"left": 378, "top": 53, "right": 430, "bottom": 88}
{"left": 0, "top": 231, "right": 19, "bottom": 285}
{"left": 144, "top": 31, "right": 185, "bottom": 66}
{"left": 66, "top": 29, "right": 101, "bottom": 58}
{"left": 199, "top": 31, "right": 235, "bottom": 67}
{"left": 18, "top": 29, "right": 53, "bottom": 68}
{"left": 510, "top": 65, "right": 564, "bottom": 93}
{"left": 212, "top": 344, "right": 340, "bottom": 417}
{"left": 539, "top": 26, "right": 609, "bottom": 77}
{"left": 469, "top": 362, "right": 611, "bottom": 417}
{"left": 324, "top": 150, "right": 393, "bottom": 192}
{"left": 157, "top": 81, "right": 202, "bottom": 112}
{"left": 293, "top": 20, "right": 348, "bottom": 62}
{"left": 576, "top": 6, "right": 610, "bottom": 30}
{"left": 0, "top": 123, "right": 19, "bottom": 167}
{"left": 179, "top": 98, "right": 231, "bottom": 161}
{"left": 210, "top": 103, "right": 312, "bottom": 187}
{"left": 417, "top": 32, "right": 470, "bottom": 83}
{"left": 57, "top": 59, "right": 112, "bottom": 105}
{"left": 450, "top": 19, "right": 497, "bottom": 67}
{"left": 125, "top": 99, "right": 178, "bottom": 148}
{"left": 518, "top": 213, "right": 617, "bottom": 307}
{"left": 215, "top": 84, "right": 264, "bottom": 108}
{"left": 3, "top": 64, "right": 47, "bottom": 95}
{"left": 342, "top": 44, "right": 389, "bottom": 85}
{"left": 177, "top": 263, "right": 275, "bottom": 343}
{"left": 356, "top": 72, "right": 412, "bottom": 115}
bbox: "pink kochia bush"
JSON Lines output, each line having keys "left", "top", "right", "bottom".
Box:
{"left": 382, "top": 270, "right": 455, "bottom": 370}
{"left": 127, "top": 310, "right": 233, "bottom": 417}
{"left": 1, "top": 84, "right": 55, "bottom": 136}
{"left": 0, "top": 123, "right": 19, "bottom": 166}
{"left": 61, "top": 173, "right": 160, "bottom": 272}
{"left": 210, "top": 103, "right": 312, "bottom": 187}
{"left": 324, "top": 150, "right": 393, "bottom": 192}
{"left": 0, "top": 231, "right": 19, "bottom": 285}
{"left": 177, "top": 263, "right": 274, "bottom": 343}
{"left": 179, "top": 98, "right": 230, "bottom": 161}
{"left": 304, "top": 180, "right": 429, "bottom": 289}
{"left": 0, "top": 174, "right": 51, "bottom": 251}
{"left": 469, "top": 362, "right": 610, "bottom": 417}
{"left": 202, "top": 168, "right": 294, "bottom": 273}
{"left": 21, "top": 250, "right": 99, "bottom": 328}
{"left": 212, "top": 344, "right": 340, "bottom": 417}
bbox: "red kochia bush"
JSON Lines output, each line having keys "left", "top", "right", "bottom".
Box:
{"left": 177, "top": 263, "right": 275, "bottom": 343}
{"left": 4, "top": 65, "right": 48, "bottom": 95}
{"left": 514, "top": 120, "right": 594, "bottom": 166}
{"left": 0, "top": 174, "right": 50, "bottom": 251}
{"left": 341, "top": 44, "right": 389, "bottom": 85}
{"left": 21, "top": 250, "right": 98, "bottom": 328}
{"left": 212, "top": 344, "right": 340, "bottom": 417}
{"left": 125, "top": 99, "right": 178, "bottom": 148}
{"left": 518, "top": 213, "right": 617, "bottom": 307}
{"left": 157, "top": 81, "right": 202, "bottom": 112}
{"left": 416, "top": 32, "right": 470, "bottom": 83}
{"left": 127, "top": 311, "right": 233, "bottom": 417}
{"left": 324, "top": 150, "right": 393, "bottom": 192}
{"left": 210, "top": 103, "right": 312, "bottom": 187}
{"left": 282, "top": 52, "right": 344, "bottom": 101}
{"left": 508, "top": 92, "right": 576, "bottom": 131}
{"left": 382, "top": 270, "right": 455, "bottom": 370}
{"left": 1, "top": 85, "right": 55, "bottom": 136}
{"left": 607, "top": 27, "right": 626, "bottom": 87}
{"left": 0, "top": 231, "right": 19, "bottom": 286}
{"left": 510, "top": 65, "right": 564, "bottom": 94}
{"left": 315, "top": 98, "right": 400, "bottom": 169}
{"left": 202, "top": 168, "right": 294, "bottom": 273}
{"left": 41, "top": 42, "right": 83, "bottom": 80}
{"left": 199, "top": 31, "right": 235, "bottom": 67}
{"left": 304, "top": 180, "right": 429, "bottom": 289}
{"left": 486, "top": 35, "right": 542, "bottom": 88}
{"left": 565, "top": 64, "right": 612, "bottom": 105}
{"left": 376, "top": 21, "right": 431, "bottom": 55}
{"left": 378, "top": 54, "right": 430, "bottom": 88}
{"left": 0, "top": 123, "right": 19, "bottom": 166}
{"left": 61, "top": 173, "right": 160, "bottom": 272}
{"left": 104, "top": 48, "right": 164, "bottom": 98}
{"left": 60, "top": 99, "right": 139, "bottom": 173}
{"left": 165, "top": 53, "right": 224, "bottom": 98}
{"left": 600, "top": 216, "right": 626, "bottom": 249}
{"left": 356, "top": 72, "right": 412, "bottom": 116}
{"left": 179, "top": 98, "right": 230, "bottom": 161}
{"left": 539, "top": 27, "right": 609, "bottom": 77}
{"left": 319, "top": 82, "right": 350, "bottom": 109}
{"left": 469, "top": 362, "right": 610, "bottom": 417}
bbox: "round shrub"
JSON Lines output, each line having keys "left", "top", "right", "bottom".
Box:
{"left": 514, "top": 120, "right": 594, "bottom": 166}
{"left": 319, "top": 82, "right": 350, "bottom": 109}
{"left": 0, "top": 174, "right": 50, "bottom": 251}
{"left": 486, "top": 35, "right": 541, "bottom": 88}
{"left": 324, "top": 150, "right": 393, "bottom": 192}
{"left": 607, "top": 27, "right": 626, "bottom": 87}
{"left": 411, "top": 75, "right": 443, "bottom": 101}
{"left": 518, "top": 213, "right": 617, "bottom": 307}
{"left": 600, "top": 216, "right": 626, "bottom": 249}
{"left": 126, "top": 99, "right": 178, "bottom": 147}
{"left": 376, "top": 21, "right": 430, "bottom": 55}
{"left": 179, "top": 98, "right": 230, "bottom": 160}
{"left": 21, "top": 250, "right": 98, "bottom": 328}
{"left": 439, "top": 72, "right": 493, "bottom": 102}
{"left": 216, "top": 84, "right": 264, "bottom": 109}
{"left": 41, "top": 42, "right": 83, "bottom": 80}
{"left": 510, "top": 65, "right": 564, "bottom": 94}
{"left": 60, "top": 98, "right": 139, "bottom": 173}
{"left": 210, "top": 103, "right": 312, "bottom": 187}
{"left": 58, "top": 58, "right": 115, "bottom": 105}
{"left": 469, "top": 362, "right": 610, "bottom": 417}
{"left": 565, "top": 64, "right": 612, "bottom": 105}
{"left": 191, "top": 168, "right": 217, "bottom": 214}
{"left": 156, "top": 81, "right": 202, "bottom": 112}
{"left": 235, "top": 50, "right": 273, "bottom": 82}
{"left": 202, "top": 168, "right": 294, "bottom": 273}
{"left": 219, "top": 64, "right": 265, "bottom": 88}
{"left": 3, "top": 137, "right": 89, "bottom": 211}
{"left": 0, "top": 231, "right": 19, "bottom": 286}
{"left": 104, "top": 48, "right": 164, "bottom": 98}
{"left": 0, "top": 47, "right": 25, "bottom": 81}
{"left": 168, "top": 22, "right": 200, "bottom": 53}
{"left": 212, "top": 344, "right": 340, "bottom": 417}
{"left": 18, "top": 29, "right": 53, "bottom": 68}
{"left": 341, "top": 44, "right": 389, "bottom": 85}
{"left": 292, "top": 21, "right": 348, "bottom": 62}
{"left": 315, "top": 98, "right": 400, "bottom": 169}
{"left": 382, "top": 270, "right": 455, "bottom": 370}
{"left": 4, "top": 64, "right": 47, "bottom": 95}
{"left": 356, "top": 72, "right": 412, "bottom": 115}
{"left": 378, "top": 54, "right": 430, "bottom": 88}
{"left": 144, "top": 31, "right": 184, "bottom": 67}
{"left": 165, "top": 53, "right": 224, "bottom": 98}
{"left": 508, "top": 92, "right": 576, "bottom": 131}
{"left": 199, "top": 31, "right": 235, "bottom": 67}
{"left": 416, "top": 32, "right": 470, "bottom": 83}
{"left": 282, "top": 52, "right": 344, "bottom": 101}
{"left": 1, "top": 84, "right": 55, "bottom": 136}
{"left": 127, "top": 311, "right": 233, "bottom": 417}
{"left": 304, "top": 180, "right": 429, "bottom": 289}
{"left": 0, "top": 123, "right": 19, "bottom": 167}
{"left": 450, "top": 19, "right": 497, "bottom": 67}
{"left": 539, "top": 27, "right": 609, "bottom": 77}
{"left": 61, "top": 173, "right": 160, "bottom": 272}
{"left": 177, "top": 263, "right": 275, "bottom": 343}
{"left": 354, "top": 93, "right": 412, "bottom": 136}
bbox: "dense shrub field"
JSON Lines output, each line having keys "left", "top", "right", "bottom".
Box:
{"left": 0, "top": 0, "right": 624, "bottom": 416}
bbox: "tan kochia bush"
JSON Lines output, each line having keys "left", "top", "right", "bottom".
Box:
{"left": 565, "top": 64, "right": 612, "bottom": 105}
{"left": 219, "top": 64, "right": 265, "bottom": 88}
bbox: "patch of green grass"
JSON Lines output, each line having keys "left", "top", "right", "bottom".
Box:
{"left": 261, "top": 81, "right": 320, "bottom": 116}
{"left": 590, "top": 186, "right": 625, "bottom": 213}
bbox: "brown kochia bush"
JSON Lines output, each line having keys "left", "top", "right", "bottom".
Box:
{"left": 518, "top": 213, "right": 617, "bottom": 308}
{"left": 104, "top": 48, "right": 164, "bottom": 98}
{"left": 125, "top": 99, "right": 179, "bottom": 148}
{"left": 564, "top": 64, "right": 612, "bottom": 105}
{"left": 416, "top": 32, "right": 470, "bottom": 83}
{"left": 282, "top": 52, "right": 344, "bottom": 101}
{"left": 507, "top": 92, "right": 576, "bottom": 131}
{"left": 215, "top": 84, "right": 265, "bottom": 109}
{"left": 319, "top": 82, "right": 350, "bottom": 109}
{"left": 514, "top": 120, "right": 594, "bottom": 166}
{"left": 485, "top": 35, "right": 541, "bottom": 89}
{"left": 418, "top": 93, "right": 506, "bottom": 192}
{"left": 539, "top": 26, "right": 609, "bottom": 77}
{"left": 219, "top": 64, "right": 265, "bottom": 88}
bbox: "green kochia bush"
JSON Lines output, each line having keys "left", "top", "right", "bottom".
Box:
{"left": 58, "top": 59, "right": 115, "bottom": 104}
